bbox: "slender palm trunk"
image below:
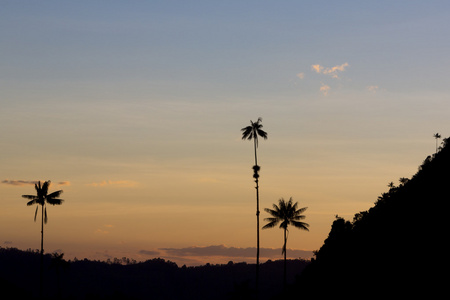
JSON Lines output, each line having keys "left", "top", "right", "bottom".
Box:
{"left": 40, "top": 204, "right": 44, "bottom": 299}
{"left": 253, "top": 137, "right": 260, "bottom": 295}
{"left": 283, "top": 228, "right": 287, "bottom": 289}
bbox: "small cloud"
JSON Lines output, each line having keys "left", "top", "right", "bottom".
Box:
{"left": 311, "top": 64, "right": 324, "bottom": 73}
{"left": 312, "top": 62, "right": 349, "bottom": 78}
{"left": 296, "top": 72, "right": 305, "bottom": 79}
{"left": 367, "top": 85, "right": 379, "bottom": 93}
{"left": 139, "top": 250, "right": 160, "bottom": 256}
{"left": 57, "top": 181, "right": 71, "bottom": 186}
{"left": 320, "top": 84, "right": 331, "bottom": 96}
{"left": 87, "top": 180, "right": 138, "bottom": 188}
{"left": 2, "top": 179, "right": 37, "bottom": 186}
{"left": 4, "top": 241, "right": 13, "bottom": 245}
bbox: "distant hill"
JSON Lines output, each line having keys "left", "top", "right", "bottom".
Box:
{"left": 294, "top": 138, "right": 449, "bottom": 298}
{"left": 0, "top": 247, "right": 309, "bottom": 299}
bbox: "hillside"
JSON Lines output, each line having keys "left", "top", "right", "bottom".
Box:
{"left": 0, "top": 247, "right": 309, "bottom": 299}
{"left": 294, "top": 138, "right": 449, "bottom": 298}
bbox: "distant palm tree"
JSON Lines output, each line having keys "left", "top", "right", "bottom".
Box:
{"left": 263, "top": 197, "right": 309, "bottom": 288}
{"left": 434, "top": 133, "right": 441, "bottom": 153}
{"left": 22, "top": 180, "right": 64, "bottom": 298}
{"left": 241, "top": 117, "right": 268, "bottom": 167}
{"left": 241, "top": 117, "right": 268, "bottom": 292}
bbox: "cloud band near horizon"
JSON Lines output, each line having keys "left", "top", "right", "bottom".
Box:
{"left": 2, "top": 179, "right": 70, "bottom": 186}
{"left": 156, "top": 245, "right": 313, "bottom": 259}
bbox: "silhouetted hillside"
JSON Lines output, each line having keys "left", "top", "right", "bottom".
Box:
{"left": 294, "top": 138, "right": 449, "bottom": 298}
{"left": 0, "top": 247, "right": 309, "bottom": 299}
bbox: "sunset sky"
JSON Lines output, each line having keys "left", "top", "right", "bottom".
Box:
{"left": 1, "top": 1, "right": 449, "bottom": 266}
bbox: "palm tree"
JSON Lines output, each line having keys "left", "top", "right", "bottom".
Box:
{"left": 434, "top": 133, "right": 441, "bottom": 153}
{"left": 241, "top": 117, "right": 268, "bottom": 166}
{"left": 22, "top": 180, "right": 64, "bottom": 298}
{"left": 263, "top": 197, "right": 309, "bottom": 288}
{"left": 241, "top": 117, "right": 268, "bottom": 292}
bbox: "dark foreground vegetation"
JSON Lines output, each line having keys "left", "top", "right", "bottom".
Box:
{"left": 0, "top": 247, "right": 309, "bottom": 300}
{"left": 292, "top": 138, "right": 450, "bottom": 298}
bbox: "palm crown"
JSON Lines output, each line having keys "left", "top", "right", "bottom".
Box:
{"left": 241, "top": 117, "right": 268, "bottom": 151}
{"left": 22, "top": 181, "right": 64, "bottom": 223}
{"left": 263, "top": 197, "right": 309, "bottom": 253}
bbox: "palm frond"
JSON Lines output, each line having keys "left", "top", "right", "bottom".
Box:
{"left": 47, "top": 198, "right": 64, "bottom": 205}
{"left": 47, "top": 190, "right": 63, "bottom": 199}
{"left": 27, "top": 199, "right": 38, "bottom": 206}
{"left": 22, "top": 195, "right": 37, "bottom": 200}
{"left": 295, "top": 207, "right": 308, "bottom": 214}
{"left": 241, "top": 126, "right": 253, "bottom": 140}
{"left": 256, "top": 128, "right": 268, "bottom": 139}
{"left": 264, "top": 207, "right": 281, "bottom": 218}
{"left": 291, "top": 220, "right": 310, "bottom": 231}
{"left": 262, "top": 220, "right": 278, "bottom": 229}
{"left": 44, "top": 206, "right": 48, "bottom": 224}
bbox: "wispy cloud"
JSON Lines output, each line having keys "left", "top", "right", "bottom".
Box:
{"left": 367, "top": 85, "right": 379, "bottom": 93}
{"left": 296, "top": 72, "right": 305, "bottom": 79}
{"left": 320, "top": 84, "right": 331, "bottom": 96}
{"left": 2, "top": 179, "right": 37, "bottom": 186}
{"left": 87, "top": 180, "right": 138, "bottom": 188}
{"left": 139, "top": 250, "right": 160, "bottom": 256}
{"left": 312, "top": 62, "right": 349, "bottom": 78}
{"left": 2, "top": 180, "right": 71, "bottom": 186}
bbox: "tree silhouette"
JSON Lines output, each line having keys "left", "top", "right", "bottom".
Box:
{"left": 22, "top": 180, "right": 64, "bottom": 298}
{"left": 241, "top": 117, "right": 268, "bottom": 293}
{"left": 263, "top": 197, "right": 309, "bottom": 288}
{"left": 434, "top": 133, "right": 441, "bottom": 153}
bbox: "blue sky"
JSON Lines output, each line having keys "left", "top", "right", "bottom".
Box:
{"left": 1, "top": 1, "right": 449, "bottom": 265}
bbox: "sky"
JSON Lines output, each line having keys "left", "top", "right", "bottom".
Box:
{"left": 1, "top": 0, "right": 450, "bottom": 266}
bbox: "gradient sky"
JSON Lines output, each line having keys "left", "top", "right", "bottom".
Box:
{"left": 1, "top": 0, "right": 449, "bottom": 266}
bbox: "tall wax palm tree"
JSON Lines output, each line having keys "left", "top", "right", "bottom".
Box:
{"left": 241, "top": 117, "right": 268, "bottom": 166}
{"left": 263, "top": 197, "right": 309, "bottom": 288}
{"left": 434, "top": 133, "right": 441, "bottom": 153}
{"left": 22, "top": 180, "right": 64, "bottom": 298}
{"left": 241, "top": 117, "right": 268, "bottom": 292}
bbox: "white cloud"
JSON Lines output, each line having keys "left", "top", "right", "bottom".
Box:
{"left": 312, "top": 62, "right": 349, "bottom": 78}
{"left": 296, "top": 72, "right": 305, "bottom": 79}
{"left": 320, "top": 84, "right": 331, "bottom": 96}
{"left": 311, "top": 64, "right": 324, "bottom": 73}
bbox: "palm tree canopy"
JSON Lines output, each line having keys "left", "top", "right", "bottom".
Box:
{"left": 241, "top": 117, "right": 268, "bottom": 148}
{"left": 22, "top": 181, "right": 64, "bottom": 206}
{"left": 434, "top": 133, "right": 441, "bottom": 139}
{"left": 263, "top": 197, "right": 309, "bottom": 231}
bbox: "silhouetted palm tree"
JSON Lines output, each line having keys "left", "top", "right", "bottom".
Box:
{"left": 241, "top": 117, "right": 268, "bottom": 292}
{"left": 22, "top": 180, "right": 64, "bottom": 298}
{"left": 263, "top": 197, "right": 309, "bottom": 288}
{"left": 241, "top": 117, "right": 268, "bottom": 166}
{"left": 434, "top": 133, "right": 441, "bottom": 153}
